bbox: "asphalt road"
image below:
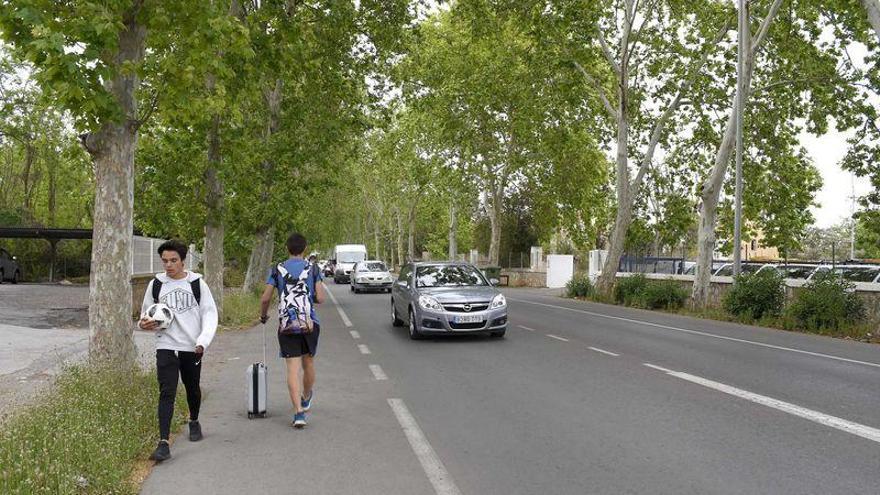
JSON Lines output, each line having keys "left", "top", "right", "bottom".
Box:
{"left": 141, "top": 285, "right": 880, "bottom": 494}
{"left": 328, "top": 285, "right": 880, "bottom": 494}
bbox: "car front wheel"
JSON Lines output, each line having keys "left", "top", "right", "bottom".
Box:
{"left": 391, "top": 300, "right": 404, "bottom": 327}
{"left": 12, "top": 271, "right": 19, "bottom": 284}
{"left": 408, "top": 308, "right": 424, "bottom": 340}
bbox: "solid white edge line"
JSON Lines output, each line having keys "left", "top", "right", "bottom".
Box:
{"left": 643, "top": 363, "right": 674, "bottom": 373}
{"left": 324, "top": 286, "right": 353, "bottom": 327}
{"left": 350, "top": 330, "right": 361, "bottom": 339}
{"left": 358, "top": 344, "right": 371, "bottom": 355}
{"left": 369, "top": 364, "right": 388, "bottom": 380}
{"left": 388, "top": 398, "right": 463, "bottom": 495}
{"left": 547, "top": 334, "right": 569, "bottom": 342}
{"left": 643, "top": 364, "right": 880, "bottom": 444}
{"left": 510, "top": 297, "right": 880, "bottom": 370}
{"left": 588, "top": 346, "right": 619, "bottom": 357}
{"left": 517, "top": 325, "right": 536, "bottom": 332}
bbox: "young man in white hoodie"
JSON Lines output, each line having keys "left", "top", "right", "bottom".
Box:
{"left": 139, "top": 240, "right": 218, "bottom": 462}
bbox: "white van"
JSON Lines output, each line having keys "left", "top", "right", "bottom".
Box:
{"left": 332, "top": 244, "right": 368, "bottom": 283}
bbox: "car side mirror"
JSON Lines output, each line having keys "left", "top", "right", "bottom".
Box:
{"left": 398, "top": 280, "right": 409, "bottom": 288}
{"left": 489, "top": 278, "right": 500, "bottom": 286}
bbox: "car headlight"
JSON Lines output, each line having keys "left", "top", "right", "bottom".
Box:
{"left": 491, "top": 293, "right": 506, "bottom": 309}
{"left": 418, "top": 295, "right": 443, "bottom": 310}
{"left": 356, "top": 277, "right": 367, "bottom": 283}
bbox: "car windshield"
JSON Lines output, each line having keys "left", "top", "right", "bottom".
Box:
{"left": 361, "top": 262, "right": 387, "bottom": 272}
{"left": 416, "top": 265, "right": 487, "bottom": 288}
{"left": 834, "top": 266, "right": 880, "bottom": 282}
{"left": 337, "top": 251, "right": 366, "bottom": 263}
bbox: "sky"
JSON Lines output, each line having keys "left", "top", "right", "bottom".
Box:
{"left": 803, "top": 129, "right": 871, "bottom": 229}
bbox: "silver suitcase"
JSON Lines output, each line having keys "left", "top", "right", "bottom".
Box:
{"left": 246, "top": 321, "right": 269, "bottom": 419}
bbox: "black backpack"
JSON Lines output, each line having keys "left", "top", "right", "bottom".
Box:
{"left": 152, "top": 277, "right": 201, "bottom": 305}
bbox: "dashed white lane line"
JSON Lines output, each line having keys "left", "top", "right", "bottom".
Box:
{"left": 547, "top": 334, "right": 569, "bottom": 342}
{"left": 511, "top": 297, "right": 880, "bottom": 370}
{"left": 588, "top": 346, "right": 619, "bottom": 357}
{"left": 358, "top": 344, "right": 371, "bottom": 355}
{"left": 643, "top": 363, "right": 880, "bottom": 444}
{"left": 388, "top": 398, "right": 463, "bottom": 495}
{"left": 517, "top": 325, "right": 536, "bottom": 332}
{"left": 369, "top": 364, "right": 388, "bottom": 380}
{"left": 324, "top": 287, "right": 353, "bottom": 327}
{"left": 350, "top": 330, "right": 361, "bottom": 339}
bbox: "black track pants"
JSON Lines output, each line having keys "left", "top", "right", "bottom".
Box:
{"left": 156, "top": 349, "right": 202, "bottom": 440}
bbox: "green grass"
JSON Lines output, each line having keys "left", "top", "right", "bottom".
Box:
{"left": 0, "top": 364, "right": 187, "bottom": 494}
{"left": 221, "top": 288, "right": 262, "bottom": 331}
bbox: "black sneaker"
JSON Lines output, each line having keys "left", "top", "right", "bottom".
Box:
{"left": 189, "top": 420, "right": 203, "bottom": 442}
{"left": 149, "top": 440, "right": 171, "bottom": 462}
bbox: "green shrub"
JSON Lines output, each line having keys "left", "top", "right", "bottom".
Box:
{"left": 565, "top": 274, "right": 593, "bottom": 298}
{"left": 723, "top": 270, "right": 785, "bottom": 320}
{"left": 614, "top": 274, "right": 648, "bottom": 305}
{"left": 639, "top": 281, "right": 688, "bottom": 310}
{"left": 787, "top": 274, "right": 866, "bottom": 331}
{"left": 0, "top": 365, "right": 187, "bottom": 494}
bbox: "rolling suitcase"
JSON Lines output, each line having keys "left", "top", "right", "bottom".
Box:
{"left": 246, "top": 321, "right": 268, "bottom": 419}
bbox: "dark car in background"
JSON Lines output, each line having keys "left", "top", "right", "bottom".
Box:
{"left": 0, "top": 248, "right": 22, "bottom": 284}
{"left": 390, "top": 262, "right": 507, "bottom": 340}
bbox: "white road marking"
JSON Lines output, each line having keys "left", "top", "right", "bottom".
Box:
{"left": 369, "top": 364, "right": 388, "bottom": 380}
{"left": 350, "top": 330, "right": 361, "bottom": 339}
{"left": 644, "top": 365, "right": 880, "bottom": 444}
{"left": 510, "top": 297, "right": 880, "bottom": 370}
{"left": 388, "top": 398, "right": 463, "bottom": 495}
{"left": 643, "top": 363, "right": 674, "bottom": 373}
{"left": 358, "top": 344, "right": 371, "bottom": 355}
{"left": 325, "top": 286, "right": 353, "bottom": 327}
{"left": 517, "top": 325, "right": 536, "bottom": 332}
{"left": 588, "top": 346, "right": 619, "bottom": 357}
{"left": 547, "top": 334, "right": 569, "bottom": 342}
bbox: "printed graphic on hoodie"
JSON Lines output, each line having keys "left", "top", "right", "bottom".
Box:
{"left": 161, "top": 289, "right": 198, "bottom": 313}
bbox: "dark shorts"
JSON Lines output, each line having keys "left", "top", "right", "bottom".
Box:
{"left": 278, "top": 323, "right": 320, "bottom": 358}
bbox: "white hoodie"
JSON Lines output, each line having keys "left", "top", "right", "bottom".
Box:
{"left": 141, "top": 272, "right": 218, "bottom": 352}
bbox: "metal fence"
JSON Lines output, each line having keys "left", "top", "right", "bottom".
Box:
{"left": 132, "top": 236, "right": 202, "bottom": 276}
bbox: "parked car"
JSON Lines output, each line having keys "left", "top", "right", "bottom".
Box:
{"left": 0, "top": 248, "right": 22, "bottom": 284}
{"left": 773, "top": 264, "right": 822, "bottom": 280}
{"left": 391, "top": 262, "right": 508, "bottom": 340}
{"left": 712, "top": 262, "right": 771, "bottom": 277}
{"left": 830, "top": 264, "right": 880, "bottom": 283}
{"left": 351, "top": 261, "right": 393, "bottom": 293}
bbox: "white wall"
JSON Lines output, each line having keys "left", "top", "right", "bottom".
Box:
{"left": 546, "top": 255, "right": 574, "bottom": 288}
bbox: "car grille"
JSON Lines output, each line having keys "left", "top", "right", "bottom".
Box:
{"left": 449, "top": 321, "right": 486, "bottom": 330}
{"left": 442, "top": 303, "right": 490, "bottom": 313}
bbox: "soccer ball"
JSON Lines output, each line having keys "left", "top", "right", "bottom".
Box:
{"left": 145, "top": 303, "right": 174, "bottom": 330}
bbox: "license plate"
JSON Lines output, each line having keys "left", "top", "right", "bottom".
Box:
{"left": 454, "top": 315, "right": 483, "bottom": 324}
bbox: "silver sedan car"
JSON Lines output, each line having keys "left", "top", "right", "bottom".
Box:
{"left": 390, "top": 262, "right": 508, "bottom": 340}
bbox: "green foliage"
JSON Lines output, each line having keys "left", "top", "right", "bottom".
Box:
{"left": 786, "top": 274, "right": 867, "bottom": 332}
{"left": 638, "top": 281, "right": 688, "bottom": 310}
{"left": 723, "top": 270, "right": 786, "bottom": 320}
{"left": 614, "top": 274, "right": 648, "bottom": 306}
{"left": 565, "top": 274, "right": 593, "bottom": 298}
{"left": 0, "top": 365, "right": 187, "bottom": 494}
{"left": 614, "top": 275, "right": 687, "bottom": 309}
